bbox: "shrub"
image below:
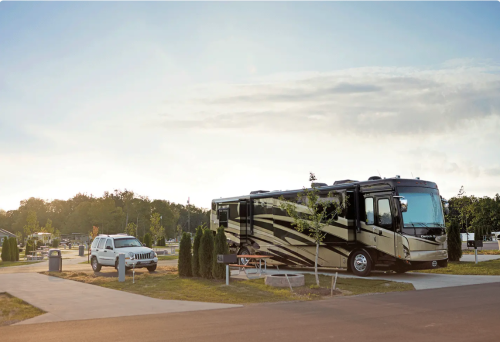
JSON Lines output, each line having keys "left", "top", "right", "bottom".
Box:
{"left": 9, "top": 237, "right": 19, "bottom": 261}
{"left": 178, "top": 232, "right": 193, "bottom": 277}
{"left": 212, "top": 227, "right": 229, "bottom": 279}
{"left": 25, "top": 239, "right": 34, "bottom": 257}
{"left": 52, "top": 239, "right": 60, "bottom": 248}
{"left": 36, "top": 240, "right": 43, "bottom": 249}
{"left": 157, "top": 237, "right": 165, "bottom": 246}
{"left": 143, "top": 233, "right": 152, "bottom": 248}
{"left": 1, "top": 237, "right": 11, "bottom": 262}
{"left": 191, "top": 226, "right": 203, "bottom": 277}
{"left": 447, "top": 218, "right": 462, "bottom": 262}
{"left": 199, "top": 229, "right": 214, "bottom": 279}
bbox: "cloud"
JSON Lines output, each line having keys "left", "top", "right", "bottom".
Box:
{"left": 159, "top": 63, "right": 500, "bottom": 136}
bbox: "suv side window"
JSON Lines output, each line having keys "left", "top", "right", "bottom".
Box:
{"left": 105, "top": 239, "right": 113, "bottom": 250}
{"left": 91, "top": 238, "right": 100, "bottom": 248}
{"left": 97, "top": 238, "right": 106, "bottom": 249}
{"left": 365, "top": 198, "right": 374, "bottom": 225}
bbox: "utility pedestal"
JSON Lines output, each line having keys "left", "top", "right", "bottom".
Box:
{"left": 118, "top": 253, "right": 125, "bottom": 282}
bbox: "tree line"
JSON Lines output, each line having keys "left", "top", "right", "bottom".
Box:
{"left": 445, "top": 186, "right": 500, "bottom": 239}
{"left": 0, "top": 190, "right": 210, "bottom": 241}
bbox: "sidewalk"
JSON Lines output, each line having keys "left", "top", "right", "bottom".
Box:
{"left": 0, "top": 273, "right": 239, "bottom": 325}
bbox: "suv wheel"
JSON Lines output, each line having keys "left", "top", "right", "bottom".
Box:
{"left": 147, "top": 265, "right": 157, "bottom": 273}
{"left": 91, "top": 256, "right": 102, "bottom": 272}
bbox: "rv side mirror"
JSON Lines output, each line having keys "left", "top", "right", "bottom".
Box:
{"left": 399, "top": 197, "right": 408, "bottom": 212}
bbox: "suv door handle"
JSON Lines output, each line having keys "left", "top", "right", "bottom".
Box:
{"left": 379, "top": 230, "right": 383, "bottom": 236}
{"left": 104, "top": 250, "right": 107, "bottom": 253}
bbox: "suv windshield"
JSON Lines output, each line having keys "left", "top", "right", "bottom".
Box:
{"left": 398, "top": 187, "right": 445, "bottom": 228}
{"left": 114, "top": 238, "right": 142, "bottom": 248}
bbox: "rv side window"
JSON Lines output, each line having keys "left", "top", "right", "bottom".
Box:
{"left": 219, "top": 209, "right": 228, "bottom": 228}
{"left": 377, "top": 199, "right": 393, "bottom": 229}
{"left": 365, "top": 198, "right": 374, "bottom": 224}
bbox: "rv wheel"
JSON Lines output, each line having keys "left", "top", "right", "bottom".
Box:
{"left": 349, "top": 250, "right": 372, "bottom": 277}
{"left": 238, "top": 247, "right": 251, "bottom": 265}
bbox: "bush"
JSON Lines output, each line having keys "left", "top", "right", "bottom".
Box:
{"left": 25, "top": 239, "right": 34, "bottom": 257}
{"left": 447, "top": 218, "right": 462, "bottom": 262}
{"left": 143, "top": 233, "right": 152, "bottom": 248}
{"left": 212, "top": 227, "right": 230, "bottom": 279}
{"left": 191, "top": 226, "right": 203, "bottom": 277}
{"left": 178, "top": 232, "right": 193, "bottom": 277}
{"left": 1, "top": 237, "right": 11, "bottom": 262}
{"left": 9, "top": 237, "right": 19, "bottom": 261}
{"left": 36, "top": 240, "right": 43, "bottom": 249}
{"left": 199, "top": 229, "right": 214, "bottom": 279}
{"left": 156, "top": 237, "right": 165, "bottom": 246}
{"left": 52, "top": 239, "right": 60, "bottom": 248}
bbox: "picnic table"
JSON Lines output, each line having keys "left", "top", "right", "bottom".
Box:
{"left": 230, "top": 255, "right": 273, "bottom": 277}
{"left": 27, "top": 250, "right": 44, "bottom": 261}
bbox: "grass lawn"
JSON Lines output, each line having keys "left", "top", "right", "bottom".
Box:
{"left": 462, "top": 249, "right": 500, "bottom": 255}
{"left": 157, "top": 255, "right": 179, "bottom": 261}
{"left": 0, "top": 261, "right": 44, "bottom": 268}
{"left": 0, "top": 293, "right": 45, "bottom": 326}
{"left": 42, "top": 267, "right": 414, "bottom": 304}
{"left": 415, "top": 260, "right": 500, "bottom": 275}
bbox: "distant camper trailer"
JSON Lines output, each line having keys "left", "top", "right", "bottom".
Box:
{"left": 211, "top": 176, "right": 449, "bottom": 276}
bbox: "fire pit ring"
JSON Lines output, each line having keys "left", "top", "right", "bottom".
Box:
{"left": 265, "top": 273, "right": 305, "bottom": 287}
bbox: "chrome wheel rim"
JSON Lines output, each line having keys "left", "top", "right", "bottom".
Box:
{"left": 354, "top": 254, "right": 367, "bottom": 272}
{"left": 239, "top": 250, "right": 250, "bottom": 265}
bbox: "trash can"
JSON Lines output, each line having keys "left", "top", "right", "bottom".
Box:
{"left": 48, "top": 249, "right": 62, "bottom": 272}
{"left": 79, "top": 245, "right": 84, "bottom": 256}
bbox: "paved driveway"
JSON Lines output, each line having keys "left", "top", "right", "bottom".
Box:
{"left": 0, "top": 273, "right": 239, "bottom": 325}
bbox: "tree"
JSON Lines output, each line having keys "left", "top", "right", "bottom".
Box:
{"left": 199, "top": 229, "right": 214, "bottom": 279}
{"left": 143, "top": 233, "right": 152, "bottom": 248}
{"left": 1, "top": 237, "right": 11, "bottom": 262}
{"left": 125, "top": 222, "right": 137, "bottom": 237}
{"left": 23, "top": 211, "right": 39, "bottom": 242}
{"left": 149, "top": 213, "right": 164, "bottom": 249}
{"left": 212, "top": 226, "right": 229, "bottom": 279}
{"left": 9, "top": 237, "right": 19, "bottom": 261}
{"left": 25, "top": 239, "right": 34, "bottom": 258}
{"left": 42, "top": 218, "right": 55, "bottom": 245}
{"left": 279, "top": 172, "right": 346, "bottom": 286}
{"left": 191, "top": 225, "right": 204, "bottom": 277}
{"left": 447, "top": 218, "right": 462, "bottom": 261}
{"left": 178, "top": 232, "right": 193, "bottom": 277}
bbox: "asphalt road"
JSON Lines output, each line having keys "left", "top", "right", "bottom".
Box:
{"left": 2, "top": 282, "right": 500, "bottom": 342}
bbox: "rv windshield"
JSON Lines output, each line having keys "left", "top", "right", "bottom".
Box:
{"left": 398, "top": 187, "right": 445, "bottom": 228}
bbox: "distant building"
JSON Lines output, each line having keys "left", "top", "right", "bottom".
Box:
{"left": 61, "top": 233, "right": 88, "bottom": 244}
{"left": 0, "top": 229, "right": 16, "bottom": 244}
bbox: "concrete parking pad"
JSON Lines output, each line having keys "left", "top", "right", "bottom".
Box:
{"left": 254, "top": 268, "right": 500, "bottom": 290}
{"left": 460, "top": 254, "right": 500, "bottom": 262}
{"left": 0, "top": 273, "right": 239, "bottom": 325}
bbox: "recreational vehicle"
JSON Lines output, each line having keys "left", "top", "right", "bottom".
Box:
{"left": 210, "top": 176, "right": 449, "bottom": 276}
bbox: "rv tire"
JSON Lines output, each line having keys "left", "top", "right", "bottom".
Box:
{"left": 238, "top": 247, "right": 251, "bottom": 265}
{"left": 349, "top": 250, "right": 372, "bottom": 277}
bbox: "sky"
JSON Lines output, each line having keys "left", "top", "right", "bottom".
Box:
{"left": 1, "top": 2, "right": 500, "bottom": 211}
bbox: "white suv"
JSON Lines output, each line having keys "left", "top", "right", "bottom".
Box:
{"left": 90, "top": 234, "right": 158, "bottom": 273}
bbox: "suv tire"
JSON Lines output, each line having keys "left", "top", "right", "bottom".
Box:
{"left": 147, "top": 265, "right": 157, "bottom": 273}
{"left": 91, "top": 256, "right": 102, "bottom": 272}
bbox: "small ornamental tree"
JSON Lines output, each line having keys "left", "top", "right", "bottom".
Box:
{"left": 191, "top": 225, "right": 204, "bottom": 277}
{"left": 1, "top": 237, "right": 11, "bottom": 262}
{"left": 199, "top": 229, "right": 214, "bottom": 279}
{"left": 447, "top": 218, "right": 462, "bottom": 262}
{"left": 178, "top": 232, "right": 193, "bottom": 277}
{"left": 212, "top": 227, "right": 230, "bottom": 279}
{"left": 10, "top": 237, "right": 19, "bottom": 261}
{"left": 279, "top": 172, "right": 346, "bottom": 286}
{"left": 149, "top": 213, "right": 165, "bottom": 250}
{"left": 143, "top": 233, "right": 152, "bottom": 248}
{"left": 52, "top": 239, "right": 60, "bottom": 248}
